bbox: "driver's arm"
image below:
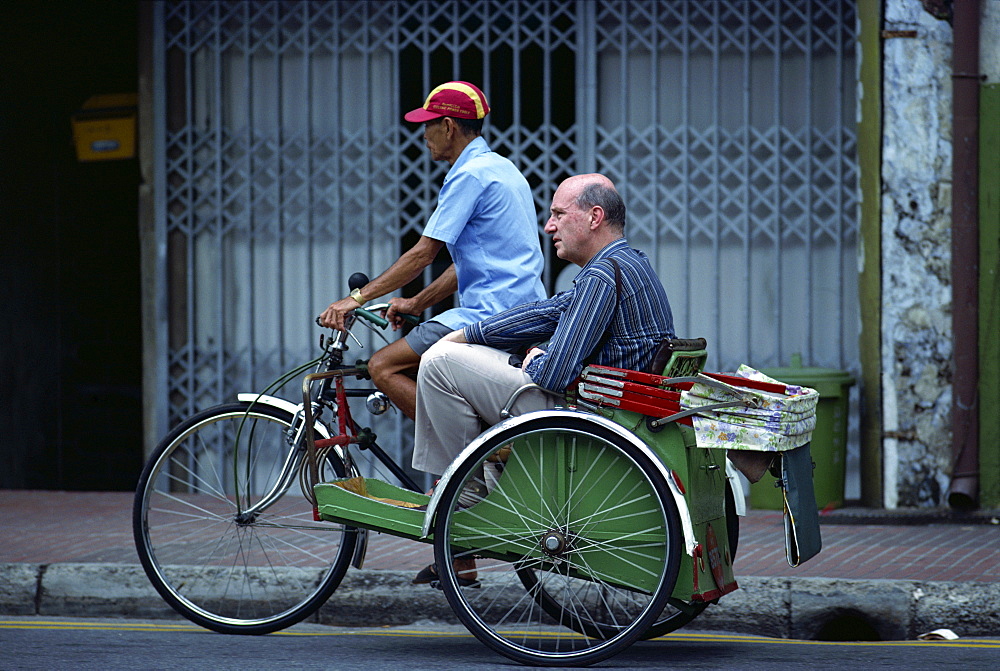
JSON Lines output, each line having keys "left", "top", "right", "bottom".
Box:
{"left": 318, "top": 236, "right": 444, "bottom": 330}
{"left": 357, "top": 236, "right": 445, "bottom": 301}
{"left": 384, "top": 264, "right": 458, "bottom": 328}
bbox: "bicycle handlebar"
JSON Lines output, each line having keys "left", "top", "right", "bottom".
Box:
{"left": 315, "top": 303, "right": 421, "bottom": 331}
{"left": 355, "top": 303, "right": 421, "bottom": 329}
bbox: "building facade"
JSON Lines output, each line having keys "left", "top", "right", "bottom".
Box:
{"left": 139, "top": 0, "right": 999, "bottom": 507}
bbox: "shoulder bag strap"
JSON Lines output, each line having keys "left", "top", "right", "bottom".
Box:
{"left": 585, "top": 257, "right": 622, "bottom": 364}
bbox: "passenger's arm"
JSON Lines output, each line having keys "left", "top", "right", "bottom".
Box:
{"left": 523, "top": 275, "right": 616, "bottom": 391}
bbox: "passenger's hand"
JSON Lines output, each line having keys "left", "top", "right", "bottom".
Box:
{"left": 318, "top": 296, "right": 361, "bottom": 331}
{"left": 383, "top": 297, "right": 420, "bottom": 330}
{"left": 522, "top": 347, "right": 546, "bottom": 368}
{"left": 441, "top": 329, "right": 468, "bottom": 344}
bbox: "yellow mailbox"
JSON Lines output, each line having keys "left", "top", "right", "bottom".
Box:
{"left": 71, "top": 93, "right": 137, "bottom": 161}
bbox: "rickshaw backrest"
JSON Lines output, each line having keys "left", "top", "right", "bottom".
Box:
{"left": 646, "top": 338, "right": 708, "bottom": 377}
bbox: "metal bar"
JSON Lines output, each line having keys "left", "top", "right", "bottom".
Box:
{"left": 154, "top": 0, "right": 861, "bottom": 503}
{"left": 651, "top": 0, "right": 661, "bottom": 270}
{"left": 650, "top": 401, "right": 748, "bottom": 429}
{"left": 364, "top": 1, "right": 374, "bottom": 283}
{"left": 742, "top": 0, "right": 752, "bottom": 368}
{"left": 333, "top": 0, "right": 345, "bottom": 301}
{"left": 772, "top": 0, "right": 783, "bottom": 363}
{"left": 275, "top": 1, "right": 287, "bottom": 371}
{"left": 711, "top": 0, "right": 721, "bottom": 358}
{"left": 150, "top": 0, "right": 169, "bottom": 449}
{"left": 836, "top": 0, "right": 846, "bottom": 365}
{"left": 681, "top": 0, "right": 691, "bottom": 333}
{"left": 619, "top": 2, "right": 628, "bottom": 185}
{"left": 302, "top": 369, "right": 337, "bottom": 492}
{"left": 805, "top": 0, "right": 814, "bottom": 364}
{"left": 213, "top": 1, "right": 225, "bottom": 397}
{"left": 244, "top": 0, "right": 257, "bottom": 391}
{"left": 305, "top": 1, "right": 315, "bottom": 327}
{"left": 576, "top": 0, "right": 596, "bottom": 172}
{"left": 183, "top": 0, "right": 196, "bottom": 416}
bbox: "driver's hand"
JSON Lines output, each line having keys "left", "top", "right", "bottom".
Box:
{"left": 383, "top": 297, "right": 420, "bottom": 330}
{"left": 318, "top": 296, "right": 361, "bottom": 331}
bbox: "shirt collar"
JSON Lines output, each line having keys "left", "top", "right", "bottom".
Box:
{"left": 578, "top": 238, "right": 628, "bottom": 277}
{"left": 445, "top": 136, "right": 490, "bottom": 179}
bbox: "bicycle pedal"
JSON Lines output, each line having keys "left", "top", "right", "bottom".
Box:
{"left": 427, "top": 578, "right": 481, "bottom": 590}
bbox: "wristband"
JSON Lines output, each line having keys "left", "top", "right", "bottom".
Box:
{"left": 350, "top": 288, "right": 366, "bottom": 305}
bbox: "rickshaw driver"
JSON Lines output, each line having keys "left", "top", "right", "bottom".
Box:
{"left": 318, "top": 81, "right": 546, "bottom": 420}
{"left": 409, "top": 173, "right": 676, "bottom": 586}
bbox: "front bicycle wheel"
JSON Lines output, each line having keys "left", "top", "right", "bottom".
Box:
{"left": 133, "top": 402, "right": 357, "bottom": 635}
{"left": 433, "top": 413, "right": 681, "bottom": 667}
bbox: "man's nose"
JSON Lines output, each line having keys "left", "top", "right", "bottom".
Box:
{"left": 543, "top": 218, "right": 556, "bottom": 233}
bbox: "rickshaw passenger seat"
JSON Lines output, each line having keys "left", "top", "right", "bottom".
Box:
{"left": 646, "top": 337, "right": 708, "bottom": 377}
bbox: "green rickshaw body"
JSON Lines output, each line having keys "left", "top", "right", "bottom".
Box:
{"left": 605, "top": 406, "right": 739, "bottom": 602}
{"left": 315, "top": 404, "right": 738, "bottom": 602}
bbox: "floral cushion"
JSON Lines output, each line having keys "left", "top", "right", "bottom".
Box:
{"left": 681, "top": 365, "right": 819, "bottom": 452}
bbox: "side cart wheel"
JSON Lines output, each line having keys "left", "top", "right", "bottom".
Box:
{"left": 433, "top": 413, "right": 681, "bottom": 667}
{"left": 133, "top": 402, "right": 358, "bottom": 635}
{"left": 640, "top": 478, "right": 741, "bottom": 639}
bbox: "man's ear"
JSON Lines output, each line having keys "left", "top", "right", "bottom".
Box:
{"left": 590, "top": 206, "right": 605, "bottom": 229}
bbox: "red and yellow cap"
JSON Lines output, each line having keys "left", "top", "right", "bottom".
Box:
{"left": 404, "top": 81, "right": 490, "bottom": 122}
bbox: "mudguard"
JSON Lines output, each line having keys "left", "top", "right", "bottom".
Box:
{"left": 236, "top": 392, "right": 368, "bottom": 568}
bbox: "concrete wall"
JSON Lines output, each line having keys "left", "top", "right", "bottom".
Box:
{"left": 880, "top": 0, "right": 954, "bottom": 507}
{"left": 879, "top": 0, "right": 999, "bottom": 507}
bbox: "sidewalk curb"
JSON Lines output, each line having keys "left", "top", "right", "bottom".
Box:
{"left": 3, "top": 563, "right": 998, "bottom": 640}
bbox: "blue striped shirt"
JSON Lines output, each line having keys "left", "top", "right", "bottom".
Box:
{"left": 465, "top": 238, "right": 675, "bottom": 390}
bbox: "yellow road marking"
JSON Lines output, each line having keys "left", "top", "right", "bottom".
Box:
{"left": 1, "top": 620, "right": 998, "bottom": 648}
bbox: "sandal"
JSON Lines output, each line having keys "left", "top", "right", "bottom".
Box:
{"left": 412, "top": 562, "right": 480, "bottom": 588}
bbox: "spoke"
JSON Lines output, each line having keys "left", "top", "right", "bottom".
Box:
{"left": 496, "top": 441, "right": 559, "bottom": 530}
{"left": 161, "top": 455, "right": 232, "bottom": 504}
{"left": 192, "top": 422, "right": 236, "bottom": 499}
{"left": 147, "top": 489, "right": 234, "bottom": 523}
{"left": 252, "top": 520, "right": 344, "bottom": 564}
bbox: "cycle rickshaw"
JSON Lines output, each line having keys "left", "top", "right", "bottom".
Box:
{"left": 133, "top": 275, "right": 823, "bottom": 667}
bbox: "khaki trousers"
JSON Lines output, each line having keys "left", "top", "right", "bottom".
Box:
{"left": 412, "top": 341, "right": 552, "bottom": 476}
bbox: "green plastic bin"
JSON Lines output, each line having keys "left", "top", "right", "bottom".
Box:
{"left": 749, "top": 354, "right": 855, "bottom": 511}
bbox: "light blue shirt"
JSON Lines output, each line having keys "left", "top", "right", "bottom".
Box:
{"left": 422, "top": 137, "right": 546, "bottom": 329}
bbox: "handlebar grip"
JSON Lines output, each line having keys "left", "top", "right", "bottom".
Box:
{"left": 353, "top": 307, "right": 421, "bottom": 329}
{"left": 354, "top": 308, "right": 389, "bottom": 328}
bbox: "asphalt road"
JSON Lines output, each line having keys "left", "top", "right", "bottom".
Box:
{"left": 2, "top": 617, "right": 999, "bottom": 670}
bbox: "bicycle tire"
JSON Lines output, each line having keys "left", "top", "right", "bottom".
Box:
{"left": 133, "top": 402, "right": 357, "bottom": 635}
{"left": 638, "top": 478, "right": 741, "bottom": 639}
{"left": 433, "top": 412, "right": 681, "bottom": 666}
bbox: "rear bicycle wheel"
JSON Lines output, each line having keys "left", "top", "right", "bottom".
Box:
{"left": 639, "top": 478, "right": 741, "bottom": 639}
{"left": 433, "top": 413, "right": 681, "bottom": 666}
{"left": 133, "top": 402, "right": 357, "bottom": 635}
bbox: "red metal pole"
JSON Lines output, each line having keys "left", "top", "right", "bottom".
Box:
{"left": 947, "top": 0, "right": 981, "bottom": 509}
